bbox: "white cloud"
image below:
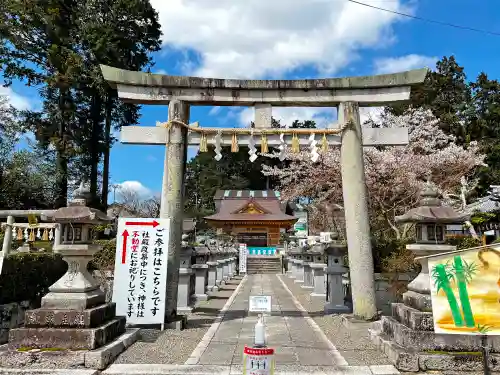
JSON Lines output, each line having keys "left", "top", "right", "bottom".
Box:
{"left": 374, "top": 54, "right": 437, "bottom": 75}
{"left": 151, "top": 0, "right": 414, "bottom": 78}
{"left": 154, "top": 69, "right": 168, "bottom": 75}
{"left": 116, "top": 180, "right": 151, "bottom": 197}
{"left": 0, "top": 86, "right": 31, "bottom": 110}
{"left": 239, "top": 107, "right": 335, "bottom": 128}
{"left": 208, "top": 106, "right": 221, "bottom": 116}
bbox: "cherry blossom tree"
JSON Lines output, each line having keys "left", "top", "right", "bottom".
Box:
{"left": 263, "top": 108, "right": 485, "bottom": 240}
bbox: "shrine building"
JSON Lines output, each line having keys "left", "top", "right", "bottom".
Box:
{"left": 204, "top": 190, "right": 297, "bottom": 255}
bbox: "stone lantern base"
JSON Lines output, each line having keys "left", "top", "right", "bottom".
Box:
{"left": 369, "top": 303, "right": 500, "bottom": 372}
{"left": 8, "top": 245, "right": 126, "bottom": 350}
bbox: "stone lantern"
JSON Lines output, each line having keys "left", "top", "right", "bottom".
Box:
{"left": 9, "top": 182, "right": 126, "bottom": 350}
{"left": 395, "top": 180, "right": 469, "bottom": 311}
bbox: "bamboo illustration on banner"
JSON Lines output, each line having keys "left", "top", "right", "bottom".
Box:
{"left": 428, "top": 247, "right": 500, "bottom": 335}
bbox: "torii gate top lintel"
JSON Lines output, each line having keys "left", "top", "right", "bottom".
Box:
{"left": 100, "top": 64, "right": 428, "bottom": 106}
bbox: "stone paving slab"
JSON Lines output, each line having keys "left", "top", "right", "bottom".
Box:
{"left": 115, "top": 278, "right": 243, "bottom": 365}
{"left": 185, "top": 274, "right": 347, "bottom": 369}
{"left": 278, "top": 275, "right": 393, "bottom": 367}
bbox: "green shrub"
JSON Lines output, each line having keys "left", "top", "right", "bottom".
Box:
{"left": 89, "top": 239, "right": 116, "bottom": 271}
{"left": 446, "top": 236, "right": 482, "bottom": 250}
{"left": 0, "top": 253, "right": 67, "bottom": 305}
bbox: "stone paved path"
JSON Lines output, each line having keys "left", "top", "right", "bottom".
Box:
{"left": 186, "top": 274, "right": 346, "bottom": 368}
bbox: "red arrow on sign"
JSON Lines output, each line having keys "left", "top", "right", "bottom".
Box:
{"left": 125, "top": 220, "right": 160, "bottom": 228}
{"left": 121, "top": 230, "right": 129, "bottom": 264}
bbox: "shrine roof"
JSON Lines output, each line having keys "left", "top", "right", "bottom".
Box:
{"left": 205, "top": 190, "right": 296, "bottom": 223}
{"left": 214, "top": 190, "right": 281, "bottom": 200}
{"left": 100, "top": 65, "right": 428, "bottom": 91}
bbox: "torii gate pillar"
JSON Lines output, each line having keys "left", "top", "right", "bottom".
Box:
{"left": 339, "top": 102, "right": 376, "bottom": 319}
{"left": 161, "top": 99, "right": 190, "bottom": 320}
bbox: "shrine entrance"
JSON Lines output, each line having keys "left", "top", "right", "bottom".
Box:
{"left": 100, "top": 64, "right": 427, "bottom": 321}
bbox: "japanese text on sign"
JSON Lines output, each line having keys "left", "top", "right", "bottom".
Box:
{"left": 113, "top": 218, "right": 170, "bottom": 325}
{"left": 239, "top": 243, "right": 247, "bottom": 274}
{"left": 243, "top": 346, "right": 275, "bottom": 375}
{"left": 249, "top": 295, "right": 272, "bottom": 313}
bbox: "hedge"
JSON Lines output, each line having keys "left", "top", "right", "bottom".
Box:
{"left": 89, "top": 239, "right": 116, "bottom": 271}
{"left": 0, "top": 252, "right": 67, "bottom": 305}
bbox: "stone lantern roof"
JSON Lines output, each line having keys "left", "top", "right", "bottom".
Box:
{"left": 43, "top": 182, "right": 112, "bottom": 224}
{"left": 395, "top": 180, "right": 469, "bottom": 224}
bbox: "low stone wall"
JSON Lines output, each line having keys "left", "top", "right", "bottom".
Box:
{"left": 342, "top": 272, "right": 415, "bottom": 315}
{"left": 0, "top": 300, "right": 34, "bottom": 344}
{"left": 374, "top": 273, "right": 414, "bottom": 315}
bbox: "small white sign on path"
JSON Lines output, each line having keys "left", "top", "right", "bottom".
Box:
{"left": 239, "top": 243, "right": 247, "bottom": 274}
{"left": 113, "top": 218, "right": 170, "bottom": 325}
{"left": 249, "top": 295, "right": 272, "bottom": 313}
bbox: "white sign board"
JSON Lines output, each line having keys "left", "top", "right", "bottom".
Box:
{"left": 113, "top": 218, "right": 170, "bottom": 325}
{"left": 239, "top": 243, "right": 247, "bottom": 274}
{"left": 243, "top": 346, "right": 275, "bottom": 375}
{"left": 249, "top": 295, "right": 272, "bottom": 313}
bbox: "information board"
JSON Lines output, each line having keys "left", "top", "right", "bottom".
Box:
{"left": 249, "top": 295, "right": 272, "bottom": 313}
{"left": 243, "top": 346, "right": 275, "bottom": 375}
{"left": 239, "top": 243, "right": 247, "bottom": 273}
{"left": 113, "top": 218, "right": 170, "bottom": 325}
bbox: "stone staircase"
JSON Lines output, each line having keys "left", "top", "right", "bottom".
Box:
{"left": 246, "top": 255, "right": 281, "bottom": 274}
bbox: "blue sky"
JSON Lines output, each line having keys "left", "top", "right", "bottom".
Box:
{"left": 3, "top": 0, "right": 499, "bottom": 200}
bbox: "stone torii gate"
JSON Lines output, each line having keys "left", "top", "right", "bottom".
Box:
{"left": 100, "top": 65, "right": 427, "bottom": 321}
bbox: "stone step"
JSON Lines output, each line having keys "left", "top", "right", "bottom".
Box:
{"left": 390, "top": 303, "right": 433, "bottom": 331}
{"left": 8, "top": 316, "right": 126, "bottom": 350}
{"left": 0, "top": 370, "right": 98, "bottom": 375}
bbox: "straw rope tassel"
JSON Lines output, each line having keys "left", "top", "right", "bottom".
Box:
{"left": 291, "top": 133, "right": 300, "bottom": 153}
{"left": 42, "top": 228, "right": 49, "bottom": 241}
{"left": 261, "top": 133, "right": 269, "bottom": 153}
{"left": 321, "top": 133, "right": 329, "bottom": 153}
{"left": 17, "top": 228, "right": 23, "bottom": 241}
{"left": 29, "top": 228, "right": 35, "bottom": 242}
{"left": 231, "top": 133, "right": 239, "bottom": 152}
{"left": 200, "top": 132, "right": 208, "bottom": 152}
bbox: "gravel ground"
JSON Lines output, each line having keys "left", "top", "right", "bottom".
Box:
{"left": 114, "top": 277, "right": 242, "bottom": 365}
{"left": 279, "top": 275, "right": 392, "bottom": 366}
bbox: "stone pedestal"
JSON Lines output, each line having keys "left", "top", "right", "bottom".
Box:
{"left": 177, "top": 267, "right": 194, "bottom": 314}
{"left": 310, "top": 263, "right": 327, "bottom": 298}
{"left": 301, "top": 261, "right": 314, "bottom": 289}
{"left": 294, "top": 260, "right": 304, "bottom": 284}
{"left": 216, "top": 259, "right": 225, "bottom": 286}
{"left": 222, "top": 259, "right": 230, "bottom": 281}
{"left": 403, "top": 243, "right": 455, "bottom": 312}
{"left": 9, "top": 245, "right": 125, "bottom": 350}
{"left": 207, "top": 262, "right": 218, "bottom": 292}
{"left": 192, "top": 264, "right": 209, "bottom": 302}
{"left": 289, "top": 258, "right": 297, "bottom": 278}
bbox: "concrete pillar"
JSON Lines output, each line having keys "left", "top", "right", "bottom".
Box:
{"left": 222, "top": 259, "right": 230, "bottom": 281}
{"left": 177, "top": 267, "right": 194, "bottom": 314}
{"left": 1, "top": 216, "right": 14, "bottom": 256}
{"left": 289, "top": 258, "right": 297, "bottom": 279}
{"left": 310, "top": 263, "right": 327, "bottom": 298}
{"left": 192, "top": 264, "right": 208, "bottom": 302}
{"left": 301, "top": 261, "right": 314, "bottom": 290}
{"left": 339, "top": 102, "right": 377, "bottom": 320}
{"left": 161, "top": 100, "right": 190, "bottom": 321}
{"left": 207, "top": 262, "right": 218, "bottom": 292}
{"left": 216, "top": 260, "right": 225, "bottom": 286}
{"left": 294, "top": 260, "right": 304, "bottom": 284}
